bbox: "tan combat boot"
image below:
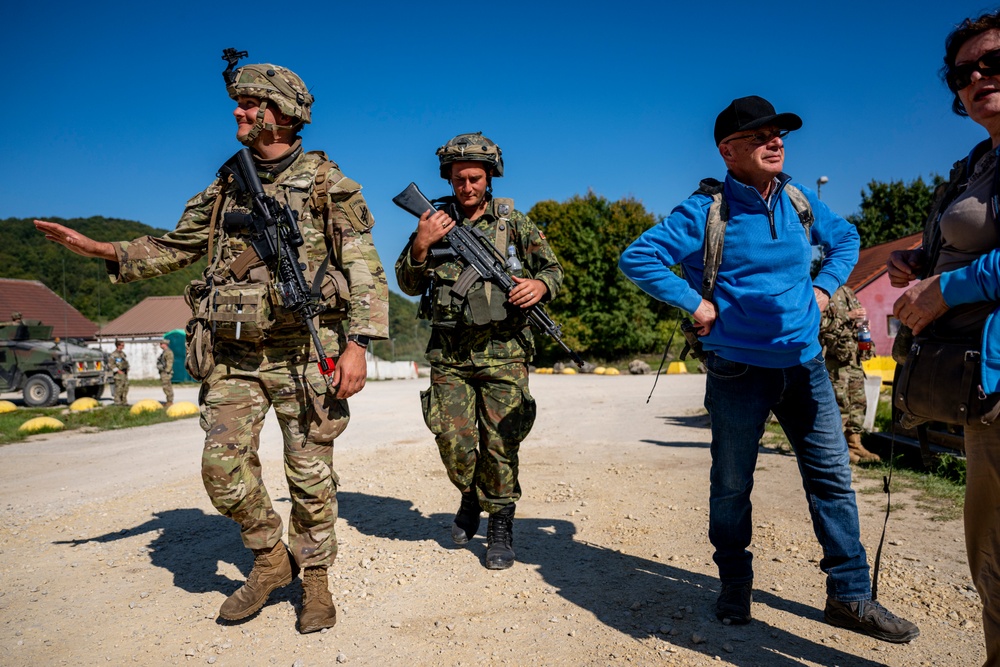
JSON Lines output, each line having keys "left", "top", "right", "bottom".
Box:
{"left": 846, "top": 433, "right": 880, "bottom": 464}
{"left": 299, "top": 566, "right": 337, "bottom": 633}
{"left": 219, "top": 541, "right": 297, "bottom": 620}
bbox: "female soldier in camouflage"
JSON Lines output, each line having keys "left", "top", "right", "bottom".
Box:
{"left": 35, "top": 54, "right": 388, "bottom": 633}
{"left": 395, "top": 133, "right": 564, "bottom": 569}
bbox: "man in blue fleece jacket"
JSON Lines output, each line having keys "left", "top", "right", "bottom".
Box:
{"left": 619, "top": 96, "right": 919, "bottom": 643}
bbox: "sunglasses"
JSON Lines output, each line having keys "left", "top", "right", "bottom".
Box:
{"left": 948, "top": 48, "right": 1000, "bottom": 91}
{"left": 721, "top": 129, "right": 790, "bottom": 146}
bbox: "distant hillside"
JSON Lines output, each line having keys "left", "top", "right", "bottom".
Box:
{"left": 1, "top": 216, "right": 430, "bottom": 360}
{"left": 0, "top": 216, "right": 207, "bottom": 323}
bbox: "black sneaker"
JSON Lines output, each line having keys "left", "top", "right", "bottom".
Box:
{"left": 715, "top": 582, "right": 752, "bottom": 625}
{"left": 824, "top": 598, "right": 920, "bottom": 643}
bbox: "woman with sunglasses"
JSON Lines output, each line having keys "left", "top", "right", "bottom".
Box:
{"left": 889, "top": 11, "right": 1000, "bottom": 664}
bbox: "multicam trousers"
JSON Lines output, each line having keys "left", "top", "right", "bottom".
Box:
{"left": 199, "top": 342, "right": 350, "bottom": 568}
{"left": 828, "top": 364, "right": 866, "bottom": 435}
{"left": 420, "top": 360, "right": 536, "bottom": 514}
{"left": 160, "top": 371, "right": 174, "bottom": 404}
{"left": 113, "top": 373, "right": 129, "bottom": 406}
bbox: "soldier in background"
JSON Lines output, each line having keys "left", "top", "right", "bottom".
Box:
{"left": 10, "top": 313, "right": 28, "bottom": 341}
{"left": 34, "top": 53, "right": 388, "bottom": 634}
{"left": 157, "top": 339, "right": 174, "bottom": 408}
{"left": 395, "top": 132, "right": 564, "bottom": 570}
{"left": 109, "top": 340, "right": 129, "bottom": 406}
{"left": 819, "top": 285, "right": 881, "bottom": 463}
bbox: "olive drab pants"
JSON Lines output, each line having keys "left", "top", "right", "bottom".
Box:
{"left": 199, "top": 345, "right": 349, "bottom": 569}
{"left": 421, "top": 361, "right": 536, "bottom": 514}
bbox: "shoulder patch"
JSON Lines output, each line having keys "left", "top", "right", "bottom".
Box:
{"left": 345, "top": 195, "right": 375, "bottom": 232}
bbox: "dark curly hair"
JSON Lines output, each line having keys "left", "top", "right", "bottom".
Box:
{"left": 944, "top": 11, "right": 1000, "bottom": 116}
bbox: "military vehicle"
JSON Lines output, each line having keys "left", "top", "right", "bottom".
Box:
{"left": 0, "top": 320, "right": 110, "bottom": 407}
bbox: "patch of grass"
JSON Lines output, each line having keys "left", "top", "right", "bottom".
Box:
{"left": 853, "top": 455, "right": 964, "bottom": 521}
{"left": 0, "top": 404, "right": 196, "bottom": 446}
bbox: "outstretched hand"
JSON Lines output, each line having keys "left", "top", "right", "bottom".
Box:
{"left": 34, "top": 220, "right": 116, "bottom": 261}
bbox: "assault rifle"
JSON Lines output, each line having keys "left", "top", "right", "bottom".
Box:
{"left": 392, "top": 182, "right": 583, "bottom": 367}
{"left": 218, "top": 147, "right": 337, "bottom": 381}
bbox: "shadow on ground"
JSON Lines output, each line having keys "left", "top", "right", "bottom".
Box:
{"left": 337, "top": 491, "right": 888, "bottom": 667}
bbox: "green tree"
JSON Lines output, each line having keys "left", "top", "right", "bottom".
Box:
{"left": 377, "top": 291, "right": 431, "bottom": 362}
{"left": 847, "top": 176, "right": 944, "bottom": 247}
{"left": 529, "top": 191, "right": 677, "bottom": 362}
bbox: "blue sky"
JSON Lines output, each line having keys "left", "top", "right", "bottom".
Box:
{"left": 3, "top": 1, "right": 994, "bottom": 295}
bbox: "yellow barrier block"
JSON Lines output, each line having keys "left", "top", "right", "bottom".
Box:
{"left": 166, "top": 401, "right": 199, "bottom": 417}
{"left": 593, "top": 366, "right": 606, "bottom": 375}
{"left": 561, "top": 368, "right": 577, "bottom": 375}
{"left": 666, "top": 361, "right": 688, "bottom": 374}
{"left": 604, "top": 368, "right": 621, "bottom": 376}
{"left": 0, "top": 400, "right": 16, "bottom": 414}
{"left": 862, "top": 356, "right": 897, "bottom": 387}
{"left": 19, "top": 416, "right": 64, "bottom": 433}
{"left": 69, "top": 397, "right": 99, "bottom": 412}
{"left": 130, "top": 399, "right": 164, "bottom": 415}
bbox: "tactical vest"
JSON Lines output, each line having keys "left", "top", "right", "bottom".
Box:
{"left": 695, "top": 178, "right": 814, "bottom": 300}
{"left": 423, "top": 197, "right": 519, "bottom": 328}
{"left": 185, "top": 151, "right": 355, "bottom": 342}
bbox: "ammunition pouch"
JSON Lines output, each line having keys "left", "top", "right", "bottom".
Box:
{"left": 208, "top": 282, "right": 275, "bottom": 342}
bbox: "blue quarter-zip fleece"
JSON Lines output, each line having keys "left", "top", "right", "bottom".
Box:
{"left": 619, "top": 172, "right": 860, "bottom": 368}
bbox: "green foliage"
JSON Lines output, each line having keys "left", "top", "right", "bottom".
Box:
{"left": 0, "top": 216, "right": 207, "bottom": 323}
{"left": 847, "top": 176, "right": 944, "bottom": 248}
{"left": 372, "top": 291, "right": 431, "bottom": 362}
{"left": 528, "top": 192, "right": 679, "bottom": 362}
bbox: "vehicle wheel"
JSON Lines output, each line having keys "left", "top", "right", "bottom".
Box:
{"left": 23, "top": 375, "right": 60, "bottom": 407}
{"left": 77, "top": 384, "right": 106, "bottom": 400}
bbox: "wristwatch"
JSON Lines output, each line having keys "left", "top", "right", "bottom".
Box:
{"left": 347, "top": 334, "right": 370, "bottom": 349}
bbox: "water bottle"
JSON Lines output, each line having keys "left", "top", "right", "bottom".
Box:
{"left": 505, "top": 245, "right": 523, "bottom": 277}
{"left": 857, "top": 319, "right": 872, "bottom": 359}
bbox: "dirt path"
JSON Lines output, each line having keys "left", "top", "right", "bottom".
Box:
{"left": 0, "top": 374, "right": 984, "bottom": 666}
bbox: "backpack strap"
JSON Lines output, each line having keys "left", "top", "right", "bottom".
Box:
{"left": 694, "top": 179, "right": 727, "bottom": 300}
{"left": 783, "top": 184, "right": 814, "bottom": 239}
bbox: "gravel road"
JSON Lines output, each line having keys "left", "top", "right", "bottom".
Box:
{"left": 0, "top": 374, "right": 984, "bottom": 666}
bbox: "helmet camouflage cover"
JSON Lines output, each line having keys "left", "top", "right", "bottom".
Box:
{"left": 437, "top": 132, "right": 504, "bottom": 179}
{"left": 227, "top": 63, "right": 313, "bottom": 125}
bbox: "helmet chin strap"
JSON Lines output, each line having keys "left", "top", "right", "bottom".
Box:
{"left": 237, "top": 99, "right": 297, "bottom": 147}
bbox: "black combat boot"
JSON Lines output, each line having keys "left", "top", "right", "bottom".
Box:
{"left": 485, "top": 504, "right": 515, "bottom": 570}
{"left": 451, "top": 490, "right": 482, "bottom": 545}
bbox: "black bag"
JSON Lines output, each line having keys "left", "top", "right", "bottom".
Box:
{"left": 893, "top": 336, "right": 1000, "bottom": 426}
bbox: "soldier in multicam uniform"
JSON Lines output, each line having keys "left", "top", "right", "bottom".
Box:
{"left": 157, "top": 339, "right": 174, "bottom": 407}
{"left": 109, "top": 340, "right": 129, "bottom": 406}
{"left": 395, "top": 133, "right": 564, "bottom": 570}
{"left": 819, "top": 285, "right": 880, "bottom": 463}
{"left": 34, "top": 55, "right": 388, "bottom": 634}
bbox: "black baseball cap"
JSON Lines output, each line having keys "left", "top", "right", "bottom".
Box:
{"left": 714, "top": 96, "right": 802, "bottom": 145}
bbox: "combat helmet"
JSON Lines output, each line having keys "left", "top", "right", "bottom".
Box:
{"left": 436, "top": 132, "right": 504, "bottom": 179}
{"left": 222, "top": 50, "right": 313, "bottom": 146}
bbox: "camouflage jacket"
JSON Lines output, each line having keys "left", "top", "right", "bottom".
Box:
{"left": 157, "top": 347, "right": 174, "bottom": 373}
{"left": 395, "top": 196, "right": 563, "bottom": 364}
{"left": 110, "top": 351, "right": 129, "bottom": 375}
{"left": 820, "top": 285, "right": 869, "bottom": 368}
{"left": 107, "top": 144, "right": 389, "bottom": 359}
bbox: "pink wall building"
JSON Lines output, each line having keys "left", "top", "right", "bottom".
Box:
{"left": 847, "top": 233, "right": 922, "bottom": 356}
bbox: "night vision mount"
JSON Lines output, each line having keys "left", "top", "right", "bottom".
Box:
{"left": 221, "top": 48, "right": 248, "bottom": 85}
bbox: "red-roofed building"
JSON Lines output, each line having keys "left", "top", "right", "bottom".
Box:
{"left": 0, "top": 278, "right": 99, "bottom": 340}
{"left": 847, "top": 233, "right": 922, "bottom": 356}
{"left": 97, "top": 296, "right": 191, "bottom": 380}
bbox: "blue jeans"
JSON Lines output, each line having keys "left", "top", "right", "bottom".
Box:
{"left": 704, "top": 352, "right": 871, "bottom": 602}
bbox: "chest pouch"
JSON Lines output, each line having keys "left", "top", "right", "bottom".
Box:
{"left": 461, "top": 277, "right": 510, "bottom": 326}
{"left": 208, "top": 280, "right": 274, "bottom": 342}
